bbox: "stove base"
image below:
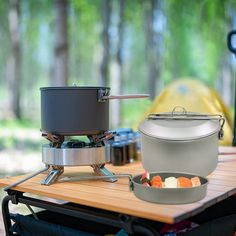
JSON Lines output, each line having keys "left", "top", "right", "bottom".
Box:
{"left": 42, "top": 145, "right": 108, "bottom": 166}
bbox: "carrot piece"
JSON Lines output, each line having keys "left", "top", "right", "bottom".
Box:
{"left": 177, "top": 177, "right": 192, "bottom": 188}
{"left": 151, "top": 175, "right": 163, "bottom": 188}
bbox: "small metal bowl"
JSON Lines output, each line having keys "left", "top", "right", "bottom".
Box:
{"left": 131, "top": 172, "right": 208, "bottom": 204}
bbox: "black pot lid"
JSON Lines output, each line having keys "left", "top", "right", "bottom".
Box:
{"left": 40, "top": 86, "right": 110, "bottom": 90}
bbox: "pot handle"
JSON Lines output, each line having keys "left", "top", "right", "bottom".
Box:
{"left": 104, "top": 94, "right": 149, "bottom": 100}
{"left": 60, "top": 174, "right": 134, "bottom": 191}
{"left": 171, "top": 106, "right": 225, "bottom": 140}
{"left": 218, "top": 117, "right": 225, "bottom": 140}
{"left": 98, "top": 89, "right": 149, "bottom": 102}
{"left": 4, "top": 165, "right": 50, "bottom": 191}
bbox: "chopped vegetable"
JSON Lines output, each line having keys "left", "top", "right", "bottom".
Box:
{"left": 150, "top": 175, "right": 163, "bottom": 188}
{"left": 191, "top": 177, "right": 201, "bottom": 187}
{"left": 164, "top": 177, "right": 177, "bottom": 188}
{"left": 144, "top": 174, "right": 201, "bottom": 188}
{"left": 140, "top": 171, "right": 150, "bottom": 184}
{"left": 177, "top": 177, "right": 192, "bottom": 188}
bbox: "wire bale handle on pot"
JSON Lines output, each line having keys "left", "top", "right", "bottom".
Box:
{"left": 147, "top": 106, "right": 225, "bottom": 140}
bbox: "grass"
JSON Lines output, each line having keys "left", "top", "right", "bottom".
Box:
{"left": 0, "top": 119, "right": 41, "bottom": 151}
{"left": 0, "top": 119, "right": 39, "bottom": 129}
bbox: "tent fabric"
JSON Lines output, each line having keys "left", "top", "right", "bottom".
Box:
{"left": 135, "top": 78, "right": 233, "bottom": 146}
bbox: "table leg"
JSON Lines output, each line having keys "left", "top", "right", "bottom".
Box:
{"left": 2, "top": 191, "right": 160, "bottom": 236}
{"left": 2, "top": 195, "right": 13, "bottom": 236}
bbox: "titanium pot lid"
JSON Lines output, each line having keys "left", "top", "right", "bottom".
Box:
{"left": 139, "top": 107, "right": 225, "bottom": 141}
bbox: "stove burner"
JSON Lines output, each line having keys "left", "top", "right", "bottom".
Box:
{"left": 4, "top": 130, "right": 117, "bottom": 190}
{"left": 40, "top": 130, "right": 117, "bottom": 185}
{"left": 62, "top": 141, "right": 87, "bottom": 148}
{"left": 41, "top": 131, "right": 115, "bottom": 148}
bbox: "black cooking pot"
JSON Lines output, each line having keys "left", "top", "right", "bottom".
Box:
{"left": 40, "top": 86, "right": 148, "bottom": 136}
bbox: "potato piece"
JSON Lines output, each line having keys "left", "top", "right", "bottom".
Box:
{"left": 191, "top": 176, "right": 201, "bottom": 187}
{"left": 164, "top": 177, "right": 177, "bottom": 188}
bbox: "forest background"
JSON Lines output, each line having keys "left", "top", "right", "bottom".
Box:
{"left": 0, "top": 0, "right": 236, "bottom": 174}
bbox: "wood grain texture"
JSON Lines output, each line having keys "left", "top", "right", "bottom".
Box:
{"left": 0, "top": 146, "right": 235, "bottom": 224}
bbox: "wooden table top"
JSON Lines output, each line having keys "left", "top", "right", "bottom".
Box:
{"left": 0, "top": 146, "right": 236, "bottom": 224}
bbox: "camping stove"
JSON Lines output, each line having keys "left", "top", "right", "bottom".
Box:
{"left": 41, "top": 131, "right": 117, "bottom": 185}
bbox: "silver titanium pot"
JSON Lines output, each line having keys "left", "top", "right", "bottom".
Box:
{"left": 138, "top": 107, "right": 225, "bottom": 177}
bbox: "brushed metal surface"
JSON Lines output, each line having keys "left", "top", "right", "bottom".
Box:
{"left": 140, "top": 133, "right": 219, "bottom": 177}
{"left": 139, "top": 114, "right": 222, "bottom": 141}
{"left": 42, "top": 145, "right": 108, "bottom": 166}
{"left": 132, "top": 172, "right": 208, "bottom": 204}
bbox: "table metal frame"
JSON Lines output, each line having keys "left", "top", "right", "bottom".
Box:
{"left": 2, "top": 189, "right": 160, "bottom": 236}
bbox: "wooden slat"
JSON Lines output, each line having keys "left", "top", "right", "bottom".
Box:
{"left": 0, "top": 146, "right": 235, "bottom": 224}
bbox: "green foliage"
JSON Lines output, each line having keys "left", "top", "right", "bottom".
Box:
{"left": 69, "top": 0, "right": 102, "bottom": 85}
{"left": 122, "top": 99, "right": 152, "bottom": 128}
{"left": 0, "top": 136, "right": 40, "bottom": 151}
{"left": 0, "top": 119, "right": 41, "bottom": 151}
{"left": 163, "top": 0, "right": 235, "bottom": 88}
{"left": 0, "top": 119, "right": 38, "bottom": 129}
{"left": 0, "top": 0, "right": 236, "bottom": 123}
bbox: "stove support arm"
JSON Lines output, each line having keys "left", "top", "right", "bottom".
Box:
{"left": 4, "top": 165, "right": 50, "bottom": 191}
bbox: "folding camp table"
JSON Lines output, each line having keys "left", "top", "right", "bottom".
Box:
{"left": 0, "top": 146, "right": 236, "bottom": 235}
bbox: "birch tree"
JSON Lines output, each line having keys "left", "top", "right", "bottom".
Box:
{"left": 52, "top": 0, "right": 69, "bottom": 86}
{"left": 110, "top": 0, "right": 125, "bottom": 128}
{"left": 100, "top": 0, "right": 111, "bottom": 86}
{"left": 7, "top": 0, "right": 21, "bottom": 119}
{"left": 145, "top": 0, "right": 164, "bottom": 100}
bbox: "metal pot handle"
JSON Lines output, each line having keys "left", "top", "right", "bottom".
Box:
{"left": 218, "top": 117, "right": 225, "bottom": 140}
{"left": 98, "top": 89, "right": 149, "bottom": 102}
{"left": 4, "top": 165, "right": 50, "bottom": 191}
{"left": 60, "top": 174, "right": 134, "bottom": 191}
{"left": 148, "top": 107, "right": 226, "bottom": 140}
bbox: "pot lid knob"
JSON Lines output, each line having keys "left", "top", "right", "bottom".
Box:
{"left": 171, "top": 106, "right": 187, "bottom": 116}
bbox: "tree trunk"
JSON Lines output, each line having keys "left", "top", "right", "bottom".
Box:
{"left": 7, "top": 0, "right": 21, "bottom": 119}
{"left": 145, "top": 0, "right": 163, "bottom": 100}
{"left": 110, "top": 0, "right": 124, "bottom": 128}
{"left": 224, "top": 4, "right": 236, "bottom": 109}
{"left": 219, "top": 54, "right": 232, "bottom": 107}
{"left": 52, "top": 0, "right": 69, "bottom": 86}
{"left": 100, "top": 0, "right": 111, "bottom": 86}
